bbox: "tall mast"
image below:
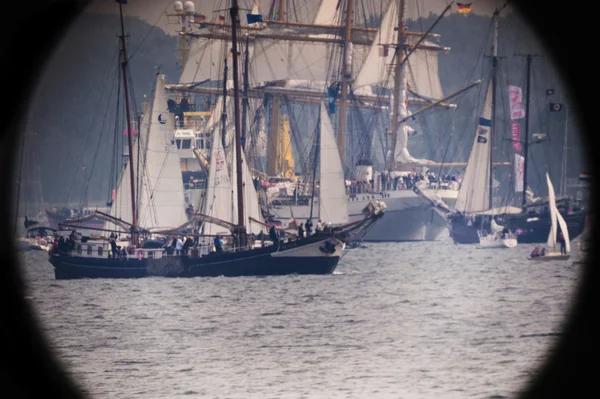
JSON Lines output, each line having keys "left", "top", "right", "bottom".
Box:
{"left": 388, "top": 0, "right": 406, "bottom": 171}
{"left": 221, "top": 57, "right": 228, "bottom": 150}
{"left": 336, "top": 0, "right": 354, "bottom": 165}
{"left": 230, "top": 0, "right": 246, "bottom": 245}
{"left": 309, "top": 116, "right": 320, "bottom": 220}
{"left": 241, "top": 35, "right": 250, "bottom": 149}
{"left": 266, "top": 0, "right": 286, "bottom": 176}
{"left": 118, "top": 1, "right": 137, "bottom": 244}
{"left": 521, "top": 54, "right": 532, "bottom": 208}
{"left": 489, "top": 8, "right": 499, "bottom": 210}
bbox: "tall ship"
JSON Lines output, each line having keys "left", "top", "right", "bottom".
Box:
{"left": 164, "top": 0, "right": 483, "bottom": 242}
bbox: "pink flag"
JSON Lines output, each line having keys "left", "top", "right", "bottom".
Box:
{"left": 508, "top": 85, "right": 526, "bottom": 120}
{"left": 511, "top": 121, "right": 521, "bottom": 152}
{"left": 123, "top": 129, "right": 137, "bottom": 135}
{"left": 111, "top": 189, "right": 117, "bottom": 201}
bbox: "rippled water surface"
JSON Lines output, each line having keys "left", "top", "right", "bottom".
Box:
{"left": 19, "top": 237, "right": 584, "bottom": 398}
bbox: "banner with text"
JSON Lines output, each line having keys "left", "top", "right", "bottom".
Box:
{"left": 515, "top": 153, "right": 524, "bottom": 192}
{"left": 509, "top": 85, "right": 526, "bottom": 120}
{"left": 511, "top": 121, "right": 521, "bottom": 152}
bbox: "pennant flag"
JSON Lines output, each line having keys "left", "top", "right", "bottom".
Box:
{"left": 546, "top": 88, "right": 554, "bottom": 95}
{"left": 579, "top": 171, "right": 591, "bottom": 181}
{"left": 508, "top": 85, "right": 526, "bottom": 119}
{"left": 457, "top": 3, "right": 472, "bottom": 13}
{"left": 247, "top": 13, "right": 263, "bottom": 24}
{"left": 218, "top": 15, "right": 226, "bottom": 24}
{"left": 194, "top": 15, "right": 206, "bottom": 23}
{"left": 549, "top": 102, "right": 563, "bottom": 112}
{"left": 379, "top": 45, "right": 389, "bottom": 57}
{"left": 327, "top": 86, "right": 336, "bottom": 114}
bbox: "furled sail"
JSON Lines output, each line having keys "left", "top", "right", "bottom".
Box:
{"left": 455, "top": 80, "right": 493, "bottom": 213}
{"left": 318, "top": 102, "right": 349, "bottom": 225}
{"left": 107, "top": 74, "right": 188, "bottom": 231}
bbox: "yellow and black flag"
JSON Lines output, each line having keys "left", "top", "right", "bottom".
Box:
{"left": 457, "top": 3, "right": 472, "bottom": 14}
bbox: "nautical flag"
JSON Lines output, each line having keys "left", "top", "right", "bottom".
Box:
{"left": 247, "top": 13, "right": 263, "bottom": 24}
{"left": 579, "top": 171, "right": 591, "bottom": 181}
{"left": 549, "top": 102, "right": 563, "bottom": 112}
{"left": 511, "top": 121, "right": 521, "bottom": 152}
{"left": 379, "top": 45, "right": 389, "bottom": 57}
{"left": 218, "top": 15, "right": 226, "bottom": 24}
{"left": 457, "top": 3, "right": 472, "bottom": 13}
{"left": 123, "top": 129, "right": 137, "bottom": 135}
{"left": 546, "top": 88, "right": 554, "bottom": 95}
{"left": 194, "top": 15, "right": 206, "bottom": 23}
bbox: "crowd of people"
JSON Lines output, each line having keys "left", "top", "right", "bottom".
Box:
{"left": 347, "top": 169, "right": 461, "bottom": 195}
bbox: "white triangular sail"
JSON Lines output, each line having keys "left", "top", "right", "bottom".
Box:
{"left": 455, "top": 80, "right": 493, "bottom": 213}
{"left": 231, "top": 138, "right": 265, "bottom": 235}
{"left": 107, "top": 74, "right": 188, "bottom": 231}
{"left": 545, "top": 172, "right": 570, "bottom": 253}
{"left": 313, "top": 0, "right": 342, "bottom": 25}
{"left": 202, "top": 122, "right": 234, "bottom": 236}
{"left": 318, "top": 102, "right": 349, "bottom": 225}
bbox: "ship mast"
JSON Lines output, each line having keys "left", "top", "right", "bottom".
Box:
{"left": 230, "top": 0, "right": 247, "bottom": 246}
{"left": 388, "top": 0, "right": 406, "bottom": 171}
{"left": 489, "top": 8, "right": 499, "bottom": 210}
{"left": 336, "top": 0, "right": 354, "bottom": 164}
{"left": 118, "top": 0, "right": 138, "bottom": 245}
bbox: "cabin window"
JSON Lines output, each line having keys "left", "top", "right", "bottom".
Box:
{"left": 148, "top": 250, "right": 154, "bottom": 259}
{"left": 181, "top": 139, "right": 191, "bottom": 149}
{"left": 199, "top": 139, "right": 204, "bottom": 149}
{"left": 87, "top": 245, "right": 93, "bottom": 255}
{"left": 175, "top": 139, "right": 181, "bottom": 149}
{"left": 97, "top": 246, "right": 103, "bottom": 256}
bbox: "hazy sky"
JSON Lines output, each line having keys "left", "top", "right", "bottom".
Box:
{"left": 85, "top": 0, "right": 515, "bottom": 36}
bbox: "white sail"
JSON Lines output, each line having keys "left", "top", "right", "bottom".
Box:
{"left": 107, "top": 74, "right": 188, "bottom": 231}
{"left": 231, "top": 144, "right": 264, "bottom": 235}
{"left": 313, "top": 0, "right": 342, "bottom": 25}
{"left": 179, "top": 39, "right": 228, "bottom": 84}
{"left": 202, "top": 122, "right": 234, "bottom": 236}
{"left": 455, "top": 80, "right": 493, "bottom": 213}
{"left": 318, "top": 102, "right": 349, "bottom": 225}
{"left": 545, "top": 172, "right": 569, "bottom": 253}
{"left": 353, "top": 0, "right": 444, "bottom": 100}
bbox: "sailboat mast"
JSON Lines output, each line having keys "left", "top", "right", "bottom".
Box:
{"left": 336, "top": 0, "right": 354, "bottom": 165}
{"left": 309, "top": 117, "right": 320, "bottom": 220}
{"left": 230, "top": 0, "right": 246, "bottom": 242}
{"left": 560, "top": 105, "right": 569, "bottom": 197}
{"left": 489, "top": 8, "right": 499, "bottom": 210}
{"left": 118, "top": 1, "right": 137, "bottom": 244}
{"left": 521, "top": 54, "right": 532, "bottom": 208}
{"left": 389, "top": 0, "right": 406, "bottom": 171}
{"left": 241, "top": 36, "right": 250, "bottom": 148}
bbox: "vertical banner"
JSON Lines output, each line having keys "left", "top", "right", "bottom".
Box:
{"left": 515, "top": 153, "right": 524, "bottom": 192}
{"left": 508, "top": 85, "right": 526, "bottom": 120}
{"left": 511, "top": 121, "right": 521, "bottom": 152}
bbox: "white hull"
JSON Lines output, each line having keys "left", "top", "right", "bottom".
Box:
{"left": 478, "top": 235, "right": 518, "bottom": 248}
{"left": 270, "top": 189, "right": 458, "bottom": 242}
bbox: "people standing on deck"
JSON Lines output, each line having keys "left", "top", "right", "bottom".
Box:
{"left": 175, "top": 236, "right": 184, "bottom": 255}
{"left": 558, "top": 229, "right": 567, "bottom": 254}
{"left": 269, "top": 225, "right": 280, "bottom": 249}
{"left": 298, "top": 223, "right": 305, "bottom": 239}
{"left": 214, "top": 234, "right": 224, "bottom": 252}
{"left": 315, "top": 219, "right": 324, "bottom": 233}
{"left": 305, "top": 219, "right": 313, "bottom": 236}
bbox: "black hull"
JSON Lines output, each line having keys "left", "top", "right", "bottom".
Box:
{"left": 49, "top": 255, "right": 147, "bottom": 279}
{"left": 148, "top": 236, "right": 341, "bottom": 278}
{"left": 506, "top": 211, "right": 587, "bottom": 244}
{"left": 448, "top": 210, "right": 587, "bottom": 244}
{"left": 49, "top": 235, "right": 341, "bottom": 279}
{"left": 448, "top": 223, "right": 480, "bottom": 244}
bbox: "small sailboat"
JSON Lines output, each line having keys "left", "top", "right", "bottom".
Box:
{"left": 528, "top": 173, "right": 571, "bottom": 261}
{"left": 477, "top": 218, "right": 518, "bottom": 248}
